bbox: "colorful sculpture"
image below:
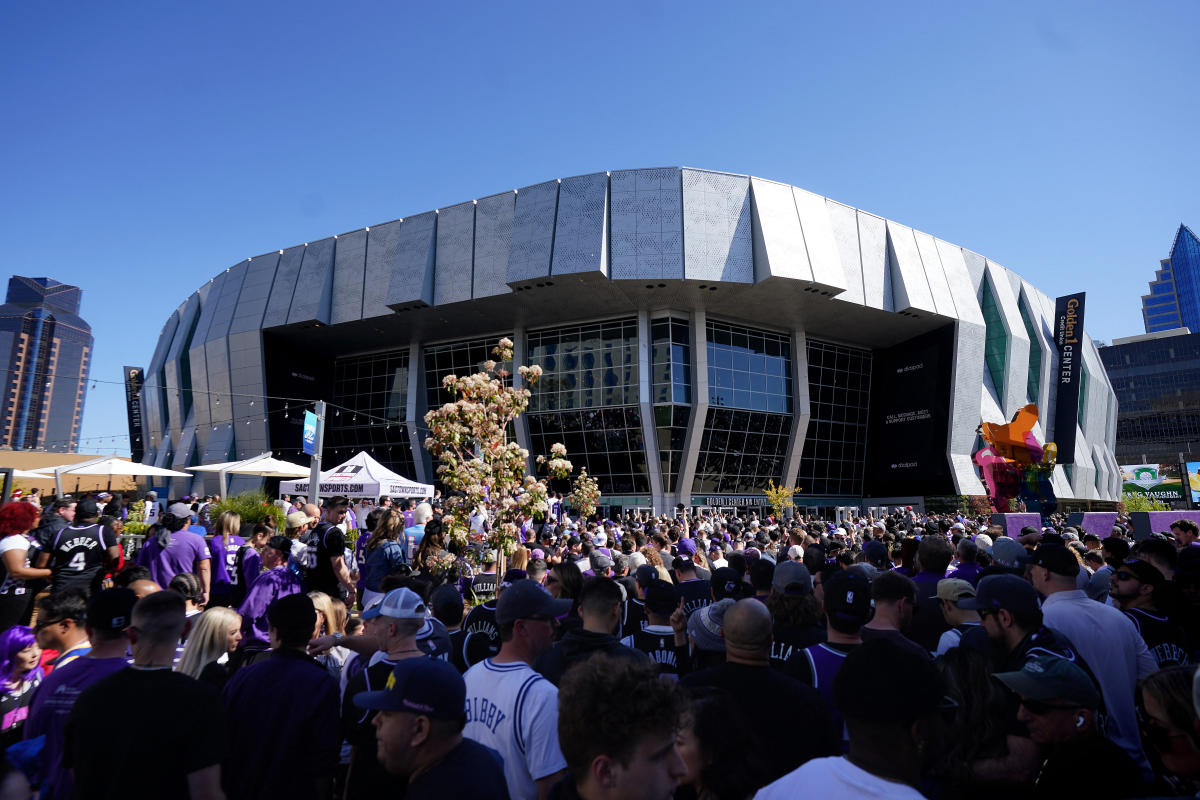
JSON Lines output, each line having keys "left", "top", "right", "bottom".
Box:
{"left": 973, "top": 403, "right": 1058, "bottom": 513}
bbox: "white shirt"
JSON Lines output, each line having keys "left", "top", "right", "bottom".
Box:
{"left": 463, "top": 658, "right": 566, "bottom": 800}
{"left": 144, "top": 500, "right": 162, "bottom": 524}
{"left": 755, "top": 756, "right": 926, "bottom": 800}
{"left": 935, "top": 621, "right": 981, "bottom": 656}
{"left": 1041, "top": 588, "right": 1157, "bottom": 772}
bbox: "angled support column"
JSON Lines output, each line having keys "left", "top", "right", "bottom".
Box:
{"left": 676, "top": 311, "right": 708, "bottom": 508}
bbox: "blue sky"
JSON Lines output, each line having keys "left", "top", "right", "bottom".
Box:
{"left": 1, "top": 1, "right": 1196, "bottom": 456}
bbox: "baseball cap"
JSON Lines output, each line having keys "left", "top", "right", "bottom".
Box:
{"left": 166, "top": 501, "right": 191, "bottom": 519}
{"left": 635, "top": 564, "right": 658, "bottom": 587}
{"left": 495, "top": 580, "right": 571, "bottom": 625}
{"left": 687, "top": 598, "right": 733, "bottom": 652}
{"left": 862, "top": 540, "right": 890, "bottom": 568}
{"left": 990, "top": 537, "right": 1030, "bottom": 569}
{"left": 76, "top": 498, "right": 101, "bottom": 518}
{"left": 1118, "top": 558, "right": 1165, "bottom": 587}
{"left": 786, "top": 544, "right": 804, "bottom": 560}
{"left": 286, "top": 510, "right": 315, "bottom": 528}
{"left": 362, "top": 587, "right": 428, "bottom": 621}
{"left": 265, "top": 535, "right": 292, "bottom": 555}
{"left": 823, "top": 570, "right": 873, "bottom": 624}
{"left": 354, "top": 657, "right": 465, "bottom": 719}
{"left": 1028, "top": 545, "right": 1079, "bottom": 577}
{"left": 145, "top": 491, "right": 157, "bottom": 499}
{"left": 430, "top": 584, "right": 464, "bottom": 622}
{"left": 590, "top": 552, "right": 613, "bottom": 571}
{"left": 994, "top": 655, "right": 1100, "bottom": 709}
{"left": 958, "top": 574, "right": 1040, "bottom": 613}
{"left": 710, "top": 566, "right": 745, "bottom": 601}
{"left": 677, "top": 538, "right": 697, "bottom": 557}
{"left": 86, "top": 588, "right": 137, "bottom": 632}
{"left": 644, "top": 579, "right": 679, "bottom": 615}
{"left": 974, "top": 533, "right": 994, "bottom": 551}
{"left": 936, "top": 578, "right": 975, "bottom": 603}
{"left": 772, "top": 561, "right": 813, "bottom": 596}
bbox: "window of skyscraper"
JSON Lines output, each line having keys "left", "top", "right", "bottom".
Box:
{"left": 526, "top": 319, "right": 637, "bottom": 411}
{"left": 705, "top": 320, "right": 791, "bottom": 413}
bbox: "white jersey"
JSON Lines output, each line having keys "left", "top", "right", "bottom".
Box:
{"left": 462, "top": 658, "right": 566, "bottom": 800}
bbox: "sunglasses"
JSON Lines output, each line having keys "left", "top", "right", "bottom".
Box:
{"left": 1019, "top": 697, "right": 1080, "bottom": 716}
{"left": 35, "top": 618, "right": 65, "bottom": 631}
{"left": 1115, "top": 571, "right": 1141, "bottom": 582}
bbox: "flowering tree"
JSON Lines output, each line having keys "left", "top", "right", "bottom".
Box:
{"left": 762, "top": 479, "right": 799, "bottom": 522}
{"left": 566, "top": 467, "right": 602, "bottom": 521}
{"left": 423, "top": 338, "right": 573, "bottom": 557}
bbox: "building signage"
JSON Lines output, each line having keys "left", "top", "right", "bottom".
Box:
{"left": 1186, "top": 462, "right": 1200, "bottom": 507}
{"left": 1053, "top": 293, "right": 1086, "bottom": 464}
{"left": 123, "top": 366, "right": 145, "bottom": 462}
{"left": 302, "top": 410, "right": 318, "bottom": 456}
{"left": 1120, "top": 463, "right": 1185, "bottom": 501}
{"left": 691, "top": 496, "right": 771, "bottom": 507}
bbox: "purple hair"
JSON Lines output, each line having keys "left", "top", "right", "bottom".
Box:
{"left": 0, "top": 626, "right": 39, "bottom": 683}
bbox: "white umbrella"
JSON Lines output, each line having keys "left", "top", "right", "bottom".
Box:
{"left": 189, "top": 452, "right": 309, "bottom": 497}
{"left": 36, "top": 456, "right": 192, "bottom": 494}
{"left": 6, "top": 469, "right": 53, "bottom": 480}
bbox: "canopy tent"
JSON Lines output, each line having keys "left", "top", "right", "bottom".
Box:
{"left": 31, "top": 456, "right": 193, "bottom": 495}
{"left": 189, "top": 452, "right": 310, "bottom": 497}
{"left": 278, "top": 451, "right": 433, "bottom": 500}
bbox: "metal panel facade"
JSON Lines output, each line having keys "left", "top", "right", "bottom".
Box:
{"left": 682, "top": 169, "right": 752, "bottom": 283}
{"left": 826, "top": 201, "right": 865, "bottom": 305}
{"left": 886, "top": 222, "right": 937, "bottom": 314}
{"left": 858, "top": 212, "right": 889, "bottom": 311}
{"left": 230, "top": 253, "right": 280, "bottom": 335}
{"left": 551, "top": 172, "right": 608, "bottom": 277}
{"left": 262, "top": 245, "right": 306, "bottom": 328}
{"left": 362, "top": 221, "right": 404, "bottom": 319}
{"left": 288, "top": 238, "right": 336, "bottom": 325}
{"left": 610, "top": 168, "right": 683, "bottom": 281}
{"left": 473, "top": 192, "right": 516, "bottom": 299}
{"left": 434, "top": 202, "right": 475, "bottom": 305}
{"left": 331, "top": 230, "right": 368, "bottom": 325}
{"left": 793, "top": 188, "right": 847, "bottom": 292}
{"left": 387, "top": 212, "right": 437, "bottom": 308}
{"left": 749, "top": 177, "right": 812, "bottom": 283}
{"left": 507, "top": 180, "right": 559, "bottom": 284}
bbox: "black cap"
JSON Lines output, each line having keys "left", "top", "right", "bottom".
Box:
{"left": 634, "top": 564, "right": 657, "bottom": 587}
{"left": 644, "top": 579, "right": 678, "bottom": 615}
{"left": 86, "top": 588, "right": 137, "bottom": 631}
{"left": 430, "top": 584, "right": 464, "bottom": 622}
{"left": 823, "top": 569, "right": 873, "bottom": 624}
{"left": 958, "top": 574, "right": 1040, "bottom": 613}
{"left": 1118, "top": 558, "right": 1165, "bottom": 587}
{"left": 265, "top": 535, "right": 292, "bottom": 554}
{"left": 1029, "top": 545, "right": 1080, "bottom": 577}
{"left": 495, "top": 580, "right": 572, "bottom": 625}
{"left": 76, "top": 498, "right": 100, "bottom": 519}
{"left": 710, "top": 566, "right": 745, "bottom": 601}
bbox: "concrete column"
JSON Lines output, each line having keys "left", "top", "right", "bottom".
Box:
{"left": 405, "top": 341, "right": 429, "bottom": 484}
{"left": 511, "top": 325, "right": 534, "bottom": 474}
{"left": 781, "top": 328, "right": 809, "bottom": 491}
{"left": 676, "top": 311, "right": 708, "bottom": 508}
{"left": 637, "top": 310, "right": 665, "bottom": 510}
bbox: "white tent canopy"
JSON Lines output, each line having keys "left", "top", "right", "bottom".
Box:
{"left": 30, "top": 456, "right": 193, "bottom": 494}
{"left": 278, "top": 451, "right": 433, "bottom": 500}
{"left": 189, "top": 452, "right": 310, "bottom": 497}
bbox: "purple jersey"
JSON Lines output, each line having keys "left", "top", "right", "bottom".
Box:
{"left": 24, "top": 656, "right": 127, "bottom": 800}
{"left": 207, "top": 535, "right": 247, "bottom": 593}
{"left": 237, "top": 567, "right": 303, "bottom": 648}
{"left": 135, "top": 529, "right": 210, "bottom": 589}
{"left": 799, "top": 643, "right": 854, "bottom": 752}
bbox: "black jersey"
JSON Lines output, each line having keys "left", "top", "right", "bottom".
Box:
{"left": 50, "top": 522, "right": 116, "bottom": 595}
{"left": 620, "top": 624, "right": 680, "bottom": 678}
{"left": 1124, "top": 608, "right": 1189, "bottom": 668}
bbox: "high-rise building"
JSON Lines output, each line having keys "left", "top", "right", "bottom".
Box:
{"left": 0, "top": 277, "right": 92, "bottom": 452}
{"left": 1142, "top": 224, "right": 1200, "bottom": 333}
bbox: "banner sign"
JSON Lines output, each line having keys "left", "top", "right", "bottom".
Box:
{"left": 1186, "top": 463, "right": 1200, "bottom": 506}
{"left": 1120, "top": 463, "right": 1185, "bottom": 501}
{"left": 1053, "top": 293, "right": 1086, "bottom": 464}
{"left": 123, "top": 366, "right": 145, "bottom": 462}
{"left": 302, "top": 410, "right": 318, "bottom": 456}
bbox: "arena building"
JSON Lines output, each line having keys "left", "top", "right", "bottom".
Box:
{"left": 136, "top": 168, "right": 1120, "bottom": 514}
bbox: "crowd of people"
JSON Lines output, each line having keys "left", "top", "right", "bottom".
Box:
{"left": 1, "top": 486, "right": 1200, "bottom": 799}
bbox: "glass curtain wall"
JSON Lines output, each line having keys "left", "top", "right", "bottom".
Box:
{"left": 796, "top": 339, "right": 872, "bottom": 496}
{"left": 652, "top": 317, "right": 690, "bottom": 494}
{"left": 327, "top": 349, "right": 415, "bottom": 478}
{"left": 525, "top": 320, "right": 648, "bottom": 493}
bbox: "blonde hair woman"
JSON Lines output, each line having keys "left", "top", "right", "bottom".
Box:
{"left": 308, "top": 591, "right": 350, "bottom": 680}
{"left": 176, "top": 606, "right": 242, "bottom": 689}
{"left": 208, "top": 510, "right": 245, "bottom": 606}
{"left": 508, "top": 546, "right": 529, "bottom": 572}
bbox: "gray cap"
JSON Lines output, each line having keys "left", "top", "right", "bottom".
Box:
{"left": 990, "top": 537, "right": 1030, "bottom": 569}
{"left": 590, "top": 552, "right": 613, "bottom": 571}
{"left": 687, "top": 598, "right": 734, "bottom": 652}
{"left": 772, "top": 561, "right": 812, "bottom": 595}
{"left": 994, "top": 655, "right": 1100, "bottom": 709}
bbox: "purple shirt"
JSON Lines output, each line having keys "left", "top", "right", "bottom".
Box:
{"left": 136, "top": 529, "right": 210, "bottom": 588}
{"left": 237, "top": 567, "right": 304, "bottom": 648}
{"left": 912, "top": 569, "right": 947, "bottom": 585}
{"left": 25, "top": 656, "right": 128, "bottom": 800}
{"left": 947, "top": 562, "right": 983, "bottom": 586}
{"left": 207, "top": 535, "right": 247, "bottom": 594}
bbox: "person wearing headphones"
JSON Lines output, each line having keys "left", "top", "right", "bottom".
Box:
{"left": 994, "top": 656, "right": 1146, "bottom": 799}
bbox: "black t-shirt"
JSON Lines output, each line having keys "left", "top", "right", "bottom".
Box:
{"left": 860, "top": 627, "right": 932, "bottom": 661}
{"left": 308, "top": 522, "right": 346, "bottom": 597}
{"left": 1124, "top": 607, "right": 1189, "bottom": 668}
{"left": 407, "top": 738, "right": 510, "bottom": 800}
{"left": 448, "top": 628, "right": 468, "bottom": 673}
{"left": 621, "top": 597, "right": 647, "bottom": 639}
{"left": 49, "top": 522, "right": 117, "bottom": 596}
{"left": 769, "top": 622, "right": 825, "bottom": 676}
{"left": 471, "top": 572, "right": 498, "bottom": 597}
{"left": 681, "top": 661, "right": 837, "bottom": 787}
{"left": 342, "top": 656, "right": 410, "bottom": 799}
{"left": 64, "top": 667, "right": 225, "bottom": 800}
{"left": 459, "top": 600, "right": 500, "bottom": 668}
